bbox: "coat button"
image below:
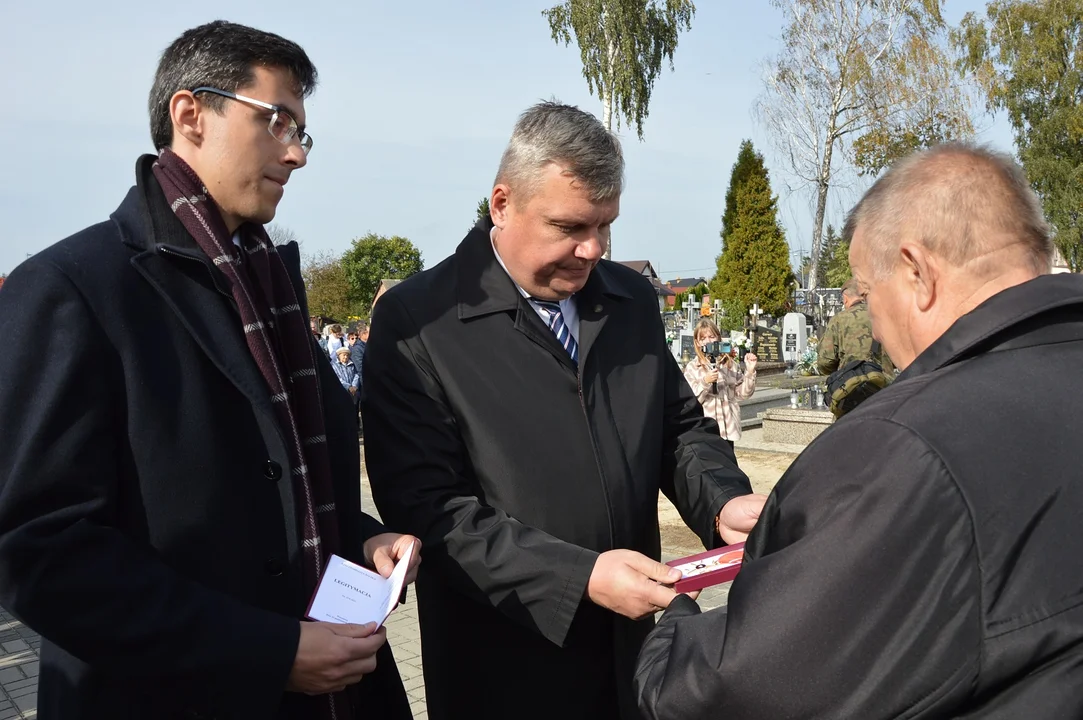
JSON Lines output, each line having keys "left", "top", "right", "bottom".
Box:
{"left": 264, "top": 460, "right": 282, "bottom": 481}
{"left": 265, "top": 559, "right": 284, "bottom": 576}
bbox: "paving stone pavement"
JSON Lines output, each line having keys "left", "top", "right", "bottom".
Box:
{"left": 0, "top": 608, "right": 41, "bottom": 719}
{"left": 0, "top": 453, "right": 731, "bottom": 719}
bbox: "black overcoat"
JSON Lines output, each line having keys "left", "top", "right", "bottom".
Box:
{"left": 362, "top": 220, "right": 752, "bottom": 720}
{"left": 635, "top": 274, "right": 1083, "bottom": 719}
{"left": 0, "top": 156, "right": 411, "bottom": 720}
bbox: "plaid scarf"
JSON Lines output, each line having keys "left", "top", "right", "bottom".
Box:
{"left": 152, "top": 149, "right": 348, "bottom": 719}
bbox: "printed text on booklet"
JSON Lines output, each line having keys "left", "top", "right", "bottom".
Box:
{"left": 306, "top": 542, "right": 416, "bottom": 628}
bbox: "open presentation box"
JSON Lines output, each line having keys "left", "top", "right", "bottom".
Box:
{"left": 666, "top": 542, "right": 746, "bottom": 594}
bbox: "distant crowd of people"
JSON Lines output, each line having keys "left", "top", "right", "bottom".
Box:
{"left": 315, "top": 322, "right": 368, "bottom": 429}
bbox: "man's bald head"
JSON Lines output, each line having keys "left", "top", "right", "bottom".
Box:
{"left": 845, "top": 143, "right": 1052, "bottom": 370}
{"left": 846, "top": 143, "right": 1052, "bottom": 280}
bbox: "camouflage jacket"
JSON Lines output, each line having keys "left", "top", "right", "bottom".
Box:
{"left": 816, "top": 302, "right": 895, "bottom": 375}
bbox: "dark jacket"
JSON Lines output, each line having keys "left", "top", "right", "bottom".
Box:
{"left": 0, "top": 156, "right": 410, "bottom": 720}
{"left": 350, "top": 340, "right": 366, "bottom": 399}
{"left": 362, "top": 219, "right": 752, "bottom": 720}
{"left": 635, "top": 273, "right": 1083, "bottom": 719}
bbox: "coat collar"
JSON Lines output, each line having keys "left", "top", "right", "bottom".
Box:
{"left": 455, "top": 216, "right": 633, "bottom": 322}
{"left": 114, "top": 154, "right": 207, "bottom": 254}
{"left": 119, "top": 154, "right": 303, "bottom": 582}
{"left": 902, "top": 273, "right": 1083, "bottom": 379}
{"left": 119, "top": 154, "right": 301, "bottom": 441}
{"left": 454, "top": 217, "right": 634, "bottom": 374}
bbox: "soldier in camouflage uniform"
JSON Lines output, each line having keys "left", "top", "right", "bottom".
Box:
{"left": 816, "top": 279, "right": 895, "bottom": 375}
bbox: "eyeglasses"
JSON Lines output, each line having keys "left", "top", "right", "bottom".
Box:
{"left": 192, "top": 86, "right": 313, "bottom": 155}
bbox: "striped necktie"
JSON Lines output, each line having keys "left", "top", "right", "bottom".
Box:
{"left": 534, "top": 300, "right": 578, "bottom": 366}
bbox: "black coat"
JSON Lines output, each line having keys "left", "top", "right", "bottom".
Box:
{"left": 635, "top": 273, "right": 1083, "bottom": 719}
{"left": 0, "top": 156, "right": 411, "bottom": 720}
{"left": 362, "top": 220, "right": 752, "bottom": 720}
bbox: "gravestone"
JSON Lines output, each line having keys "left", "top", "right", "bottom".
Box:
{"left": 752, "top": 326, "right": 783, "bottom": 363}
{"left": 679, "top": 331, "right": 697, "bottom": 363}
{"left": 782, "top": 313, "right": 809, "bottom": 364}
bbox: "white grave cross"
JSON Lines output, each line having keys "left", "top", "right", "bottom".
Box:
{"left": 683, "top": 294, "right": 699, "bottom": 325}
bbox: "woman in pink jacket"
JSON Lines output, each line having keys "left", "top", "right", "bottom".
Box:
{"left": 683, "top": 318, "right": 758, "bottom": 450}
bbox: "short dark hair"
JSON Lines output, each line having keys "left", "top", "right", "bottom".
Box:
{"left": 148, "top": 20, "right": 318, "bottom": 150}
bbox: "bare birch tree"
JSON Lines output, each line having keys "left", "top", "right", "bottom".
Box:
{"left": 757, "top": 0, "right": 974, "bottom": 290}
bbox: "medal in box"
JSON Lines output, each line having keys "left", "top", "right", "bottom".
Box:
{"left": 666, "top": 542, "right": 745, "bottom": 593}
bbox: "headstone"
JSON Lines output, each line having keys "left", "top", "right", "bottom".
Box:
{"left": 782, "top": 312, "right": 809, "bottom": 364}
{"left": 679, "top": 330, "right": 697, "bottom": 363}
{"left": 752, "top": 326, "right": 783, "bottom": 363}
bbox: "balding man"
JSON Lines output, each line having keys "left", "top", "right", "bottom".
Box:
{"left": 634, "top": 143, "right": 1083, "bottom": 719}
{"left": 816, "top": 277, "right": 894, "bottom": 375}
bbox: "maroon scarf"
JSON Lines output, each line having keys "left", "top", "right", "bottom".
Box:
{"left": 153, "top": 149, "right": 348, "bottom": 718}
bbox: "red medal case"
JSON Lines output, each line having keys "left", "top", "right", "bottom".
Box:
{"left": 666, "top": 542, "right": 746, "bottom": 593}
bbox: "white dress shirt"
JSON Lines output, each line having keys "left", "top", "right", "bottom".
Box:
{"left": 490, "top": 227, "right": 580, "bottom": 344}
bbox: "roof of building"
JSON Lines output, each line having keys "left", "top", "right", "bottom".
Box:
{"left": 665, "top": 277, "right": 708, "bottom": 291}
{"left": 650, "top": 278, "right": 676, "bottom": 296}
{"left": 616, "top": 260, "right": 654, "bottom": 275}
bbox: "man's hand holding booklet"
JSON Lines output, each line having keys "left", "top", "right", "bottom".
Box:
{"left": 307, "top": 540, "right": 418, "bottom": 628}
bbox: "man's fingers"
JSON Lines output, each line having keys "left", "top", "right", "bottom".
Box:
{"left": 371, "top": 546, "right": 395, "bottom": 577}
{"left": 720, "top": 494, "right": 768, "bottom": 535}
{"left": 720, "top": 528, "right": 751, "bottom": 545}
{"left": 645, "top": 582, "right": 679, "bottom": 612}
{"left": 324, "top": 621, "right": 377, "bottom": 638}
{"left": 335, "top": 653, "right": 380, "bottom": 684}
{"left": 627, "top": 552, "right": 681, "bottom": 584}
{"left": 741, "top": 493, "right": 768, "bottom": 519}
{"left": 394, "top": 535, "right": 421, "bottom": 558}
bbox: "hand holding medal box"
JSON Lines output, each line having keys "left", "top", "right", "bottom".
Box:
{"left": 665, "top": 542, "right": 745, "bottom": 594}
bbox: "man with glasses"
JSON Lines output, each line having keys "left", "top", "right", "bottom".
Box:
{"left": 0, "top": 21, "right": 417, "bottom": 720}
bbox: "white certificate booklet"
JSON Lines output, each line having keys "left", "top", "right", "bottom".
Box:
{"left": 305, "top": 542, "right": 415, "bottom": 628}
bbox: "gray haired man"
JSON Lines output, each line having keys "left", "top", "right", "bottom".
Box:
{"left": 361, "top": 101, "right": 763, "bottom": 720}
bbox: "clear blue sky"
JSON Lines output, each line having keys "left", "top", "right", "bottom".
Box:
{"left": 1, "top": 0, "right": 1011, "bottom": 280}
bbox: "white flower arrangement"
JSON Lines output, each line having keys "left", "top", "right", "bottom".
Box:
{"left": 796, "top": 346, "right": 819, "bottom": 375}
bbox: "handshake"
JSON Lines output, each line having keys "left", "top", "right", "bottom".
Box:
{"left": 587, "top": 493, "right": 766, "bottom": 620}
